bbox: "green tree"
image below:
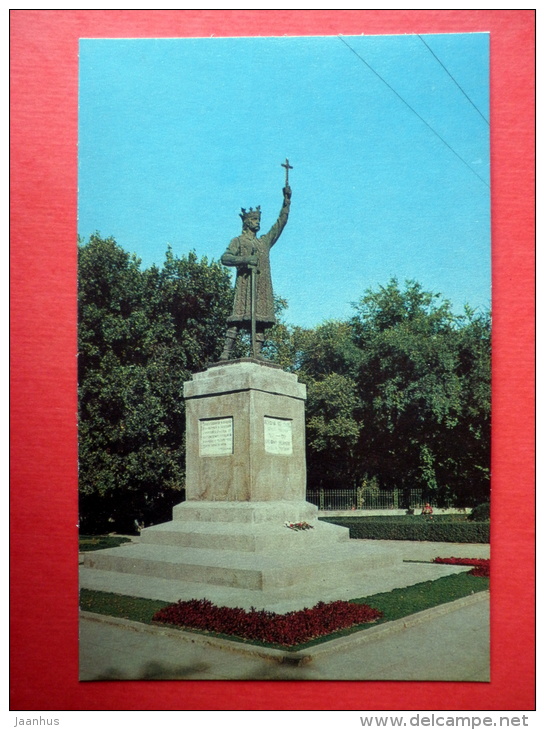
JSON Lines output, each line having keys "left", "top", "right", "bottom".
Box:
{"left": 261, "top": 298, "right": 313, "bottom": 371}
{"left": 350, "top": 279, "right": 490, "bottom": 505}
{"left": 263, "top": 282, "right": 490, "bottom": 505}
{"left": 78, "top": 235, "right": 233, "bottom": 532}
{"left": 305, "top": 371, "right": 362, "bottom": 490}
{"left": 439, "top": 305, "right": 491, "bottom": 505}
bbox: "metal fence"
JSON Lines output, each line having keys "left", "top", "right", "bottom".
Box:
{"left": 306, "top": 488, "right": 437, "bottom": 511}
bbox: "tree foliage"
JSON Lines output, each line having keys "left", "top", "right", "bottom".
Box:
{"left": 266, "top": 279, "right": 490, "bottom": 506}
{"left": 79, "top": 235, "right": 490, "bottom": 532}
{"left": 349, "top": 280, "right": 490, "bottom": 505}
{"left": 78, "top": 235, "right": 233, "bottom": 532}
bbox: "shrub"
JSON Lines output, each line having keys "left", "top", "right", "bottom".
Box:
{"left": 433, "top": 557, "right": 490, "bottom": 578}
{"left": 468, "top": 503, "right": 490, "bottom": 522}
{"left": 79, "top": 535, "right": 132, "bottom": 552}
{"left": 152, "top": 598, "right": 383, "bottom": 647}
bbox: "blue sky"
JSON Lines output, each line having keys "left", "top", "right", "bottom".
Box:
{"left": 78, "top": 33, "right": 490, "bottom": 329}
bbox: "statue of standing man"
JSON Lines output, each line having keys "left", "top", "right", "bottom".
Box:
{"left": 219, "top": 160, "right": 292, "bottom": 360}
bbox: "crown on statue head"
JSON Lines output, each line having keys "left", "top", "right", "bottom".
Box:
{"left": 240, "top": 206, "right": 261, "bottom": 223}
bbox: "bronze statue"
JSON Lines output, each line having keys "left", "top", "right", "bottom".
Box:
{"left": 219, "top": 160, "right": 292, "bottom": 360}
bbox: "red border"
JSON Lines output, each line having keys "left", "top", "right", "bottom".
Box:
{"left": 10, "top": 10, "right": 535, "bottom": 710}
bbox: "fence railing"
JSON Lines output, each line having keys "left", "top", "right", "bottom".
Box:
{"left": 305, "top": 488, "right": 447, "bottom": 511}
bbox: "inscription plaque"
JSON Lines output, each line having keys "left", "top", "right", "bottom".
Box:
{"left": 264, "top": 416, "right": 293, "bottom": 455}
{"left": 200, "top": 417, "right": 233, "bottom": 456}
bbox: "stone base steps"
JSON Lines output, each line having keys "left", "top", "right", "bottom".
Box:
{"left": 79, "top": 561, "right": 468, "bottom": 614}
{"left": 139, "top": 516, "right": 350, "bottom": 552}
{"left": 80, "top": 500, "right": 470, "bottom": 613}
{"left": 83, "top": 539, "right": 395, "bottom": 592}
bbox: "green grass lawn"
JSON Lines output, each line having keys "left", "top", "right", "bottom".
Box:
{"left": 79, "top": 535, "right": 133, "bottom": 552}
{"left": 80, "top": 589, "right": 169, "bottom": 623}
{"left": 80, "top": 570, "right": 489, "bottom": 651}
{"left": 351, "top": 571, "right": 487, "bottom": 621}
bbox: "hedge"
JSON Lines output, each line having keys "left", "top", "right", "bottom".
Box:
{"left": 318, "top": 516, "right": 489, "bottom": 543}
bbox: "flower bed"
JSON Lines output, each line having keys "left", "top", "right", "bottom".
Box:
{"left": 152, "top": 598, "right": 383, "bottom": 647}
{"left": 433, "top": 557, "right": 490, "bottom": 577}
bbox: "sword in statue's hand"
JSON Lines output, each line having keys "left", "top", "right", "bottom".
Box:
{"left": 251, "top": 261, "right": 257, "bottom": 359}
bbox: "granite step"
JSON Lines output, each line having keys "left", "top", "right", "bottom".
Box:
{"left": 79, "top": 560, "right": 469, "bottom": 614}
{"left": 139, "top": 518, "right": 350, "bottom": 552}
{"left": 83, "top": 540, "right": 397, "bottom": 592}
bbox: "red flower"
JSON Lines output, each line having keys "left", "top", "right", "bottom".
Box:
{"left": 153, "top": 598, "right": 382, "bottom": 646}
{"left": 433, "top": 557, "right": 490, "bottom": 577}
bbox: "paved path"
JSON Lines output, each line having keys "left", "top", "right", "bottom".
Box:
{"left": 79, "top": 540, "right": 490, "bottom": 682}
{"left": 80, "top": 592, "right": 489, "bottom": 682}
{"left": 362, "top": 539, "right": 490, "bottom": 561}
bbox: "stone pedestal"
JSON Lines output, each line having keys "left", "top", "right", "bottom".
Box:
{"left": 184, "top": 359, "right": 306, "bottom": 502}
{"left": 81, "top": 360, "right": 400, "bottom": 612}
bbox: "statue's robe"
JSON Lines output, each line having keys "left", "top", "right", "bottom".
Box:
{"left": 222, "top": 197, "right": 290, "bottom": 328}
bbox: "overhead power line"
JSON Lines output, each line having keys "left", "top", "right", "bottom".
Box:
{"left": 416, "top": 34, "right": 489, "bottom": 126}
{"left": 337, "top": 35, "right": 489, "bottom": 189}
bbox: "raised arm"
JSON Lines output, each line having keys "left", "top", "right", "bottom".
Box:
{"left": 264, "top": 186, "right": 291, "bottom": 249}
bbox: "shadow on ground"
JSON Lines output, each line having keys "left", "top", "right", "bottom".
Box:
{"left": 84, "top": 660, "right": 211, "bottom": 681}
